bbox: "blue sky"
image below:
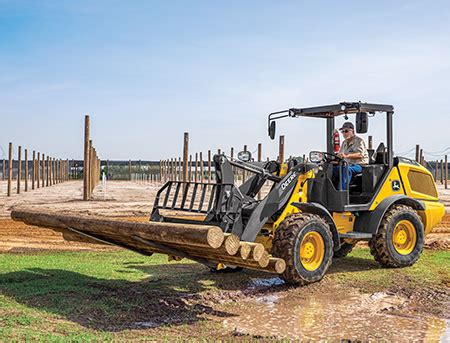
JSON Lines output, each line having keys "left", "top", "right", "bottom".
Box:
{"left": 1, "top": 1, "right": 449, "bottom": 161}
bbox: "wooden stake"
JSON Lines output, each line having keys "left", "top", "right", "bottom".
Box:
{"left": 415, "top": 144, "right": 420, "bottom": 163}
{"left": 200, "top": 152, "right": 204, "bottom": 182}
{"left": 258, "top": 143, "right": 262, "bottom": 200}
{"left": 279, "top": 135, "right": 285, "bottom": 163}
{"left": 83, "top": 115, "right": 90, "bottom": 200}
{"left": 445, "top": 155, "right": 448, "bottom": 189}
{"left": 32, "top": 151, "right": 35, "bottom": 190}
{"left": 208, "top": 150, "right": 212, "bottom": 182}
{"left": 194, "top": 153, "right": 198, "bottom": 182}
{"left": 7, "top": 143, "right": 12, "bottom": 196}
{"left": 24, "top": 149, "right": 28, "bottom": 192}
{"left": 368, "top": 135, "right": 373, "bottom": 150}
{"left": 37, "top": 152, "right": 40, "bottom": 189}
{"left": 17, "top": 146, "right": 22, "bottom": 194}
{"left": 183, "top": 132, "right": 188, "bottom": 184}
{"left": 2, "top": 159, "right": 5, "bottom": 181}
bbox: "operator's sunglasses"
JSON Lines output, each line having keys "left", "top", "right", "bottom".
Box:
{"left": 341, "top": 129, "right": 351, "bottom": 133}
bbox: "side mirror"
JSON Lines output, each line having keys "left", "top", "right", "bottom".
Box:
{"left": 356, "top": 112, "right": 368, "bottom": 133}
{"left": 237, "top": 150, "right": 252, "bottom": 162}
{"left": 309, "top": 151, "right": 324, "bottom": 163}
{"left": 268, "top": 121, "right": 276, "bottom": 140}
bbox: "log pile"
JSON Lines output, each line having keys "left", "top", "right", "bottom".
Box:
{"left": 11, "top": 209, "right": 286, "bottom": 274}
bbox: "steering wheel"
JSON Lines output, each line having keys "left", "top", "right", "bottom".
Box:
{"left": 319, "top": 151, "right": 343, "bottom": 164}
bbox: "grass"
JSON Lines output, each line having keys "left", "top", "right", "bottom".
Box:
{"left": 0, "top": 249, "right": 448, "bottom": 341}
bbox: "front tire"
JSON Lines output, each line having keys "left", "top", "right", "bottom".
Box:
{"left": 369, "top": 204, "right": 424, "bottom": 267}
{"left": 272, "top": 213, "right": 334, "bottom": 285}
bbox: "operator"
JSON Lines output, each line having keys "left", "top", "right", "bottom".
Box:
{"left": 333, "top": 122, "right": 369, "bottom": 190}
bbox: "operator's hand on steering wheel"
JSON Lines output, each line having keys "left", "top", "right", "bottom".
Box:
{"left": 337, "top": 152, "right": 347, "bottom": 159}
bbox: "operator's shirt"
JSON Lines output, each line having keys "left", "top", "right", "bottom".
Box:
{"left": 340, "top": 136, "right": 369, "bottom": 165}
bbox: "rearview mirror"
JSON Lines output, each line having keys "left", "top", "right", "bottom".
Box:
{"left": 309, "top": 151, "right": 324, "bottom": 163}
{"left": 268, "top": 121, "right": 276, "bottom": 140}
{"left": 356, "top": 112, "right": 368, "bottom": 133}
{"left": 237, "top": 150, "right": 252, "bottom": 162}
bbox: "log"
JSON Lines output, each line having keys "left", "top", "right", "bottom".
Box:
{"left": 11, "top": 209, "right": 224, "bottom": 249}
{"left": 240, "top": 242, "right": 266, "bottom": 261}
{"left": 224, "top": 233, "right": 241, "bottom": 255}
{"left": 257, "top": 250, "right": 270, "bottom": 268}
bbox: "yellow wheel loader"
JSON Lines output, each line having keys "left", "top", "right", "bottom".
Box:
{"left": 149, "top": 102, "right": 444, "bottom": 284}
{"left": 12, "top": 102, "right": 445, "bottom": 285}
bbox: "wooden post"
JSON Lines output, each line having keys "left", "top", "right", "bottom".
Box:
{"left": 37, "top": 152, "right": 40, "bottom": 189}
{"left": 444, "top": 155, "right": 448, "bottom": 189}
{"left": 17, "top": 146, "right": 22, "bottom": 194}
{"left": 7, "top": 143, "right": 12, "bottom": 196}
{"left": 279, "top": 135, "right": 285, "bottom": 163}
{"left": 52, "top": 157, "right": 56, "bottom": 185}
{"left": 189, "top": 155, "right": 192, "bottom": 182}
{"left": 41, "top": 153, "right": 45, "bottom": 188}
{"left": 242, "top": 145, "right": 247, "bottom": 182}
{"left": 200, "top": 152, "right": 204, "bottom": 182}
{"left": 183, "top": 132, "right": 189, "bottom": 184}
{"left": 419, "top": 149, "right": 424, "bottom": 166}
{"left": 24, "top": 149, "right": 28, "bottom": 192}
{"left": 415, "top": 144, "right": 420, "bottom": 163}
{"left": 194, "top": 153, "right": 198, "bottom": 182}
{"left": 440, "top": 159, "right": 444, "bottom": 184}
{"left": 368, "top": 135, "right": 373, "bottom": 150}
{"left": 128, "top": 160, "right": 131, "bottom": 181}
{"left": 178, "top": 157, "right": 182, "bottom": 181}
{"left": 2, "top": 159, "right": 5, "bottom": 181}
{"left": 83, "top": 115, "right": 90, "bottom": 200}
{"left": 258, "top": 143, "right": 262, "bottom": 200}
{"left": 434, "top": 160, "right": 438, "bottom": 182}
{"left": 32, "top": 151, "right": 35, "bottom": 190}
{"left": 208, "top": 150, "right": 212, "bottom": 182}
{"left": 46, "top": 156, "right": 49, "bottom": 186}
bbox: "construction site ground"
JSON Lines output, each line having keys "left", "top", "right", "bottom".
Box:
{"left": 0, "top": 180, "right": 448, "bottom": 341}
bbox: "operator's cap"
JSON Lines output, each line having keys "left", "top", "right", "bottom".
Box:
{"left": 339, "top": 122, "right": 354, "bottom": 131}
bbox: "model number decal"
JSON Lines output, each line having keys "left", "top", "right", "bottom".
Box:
{"left": 281, "top": 172, "right": 297, "bottom": 191}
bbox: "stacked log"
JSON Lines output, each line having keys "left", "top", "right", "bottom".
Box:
{"left": 11, "top": 209, "right": 286, "bottom": 274}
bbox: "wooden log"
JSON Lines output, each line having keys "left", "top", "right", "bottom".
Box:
{"left": 258, "top": 250, "right": 270, "bottom": 268}
{"left": 224, "top": 233, "right": 241, "bottom": 255}
{"left": 7, "top": 143, "right": 12, "bottom": 196}
{"left": 240, "top": 242, "right": 266, "bottom": 261}
{"left": 11, "top": 209, "right": 225, "bottom": 249}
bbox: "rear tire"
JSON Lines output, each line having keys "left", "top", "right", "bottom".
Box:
{"left": 334, "top": 242, "right": 355, "bottom": 258}
{"left": 369, "top": 205, "right": 424, "bottom": 267}
{"left": 272, "top": 213, "right": 334, "bottom": 285}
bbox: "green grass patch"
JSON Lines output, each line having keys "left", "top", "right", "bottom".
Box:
{"left": 0, "top": 249, "right": 448, "bottom": 341}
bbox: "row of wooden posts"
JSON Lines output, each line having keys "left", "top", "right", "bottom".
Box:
{"left": 415, "top": 144, "right": 448, "bottom": 189}
{"left": 83, "top": 115, "right": 101, "bottom": 200}
{"left": 157, "top": 133, "right": 287, "bottom": 184}
{"left": 2, "top": 143, "right": 70, "bottom": 196}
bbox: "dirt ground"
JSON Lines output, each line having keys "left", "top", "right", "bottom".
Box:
{"left": 0, "top": 180, "right": 449, "bottom": 340}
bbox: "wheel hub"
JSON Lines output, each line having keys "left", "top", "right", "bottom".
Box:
{"left": 300, "top": 231, "right": 325, "bottom": 271}
{"left": 392, "top": 220, "right": 417, "bottom": 255}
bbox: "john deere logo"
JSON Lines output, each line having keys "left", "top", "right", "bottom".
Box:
{"left": 392, "top": 180, "right": 401, "bottom": 191}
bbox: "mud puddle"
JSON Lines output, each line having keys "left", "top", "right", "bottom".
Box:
{"left": 223, "top": 281, "right": 448, "bottom": 341}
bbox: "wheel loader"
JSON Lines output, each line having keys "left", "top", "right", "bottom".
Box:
{"left": 149, "top": 101, "right": 445, "bottom": 284}
{"left": 11, "top": 102, "right": 445, "bottom": 285}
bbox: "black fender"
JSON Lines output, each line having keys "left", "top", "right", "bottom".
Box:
{"left": 291, "top": 202, "right": 341, "bottom": 251}
{"left": 354, "top": 195, "right": 425, "bottom": 234}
